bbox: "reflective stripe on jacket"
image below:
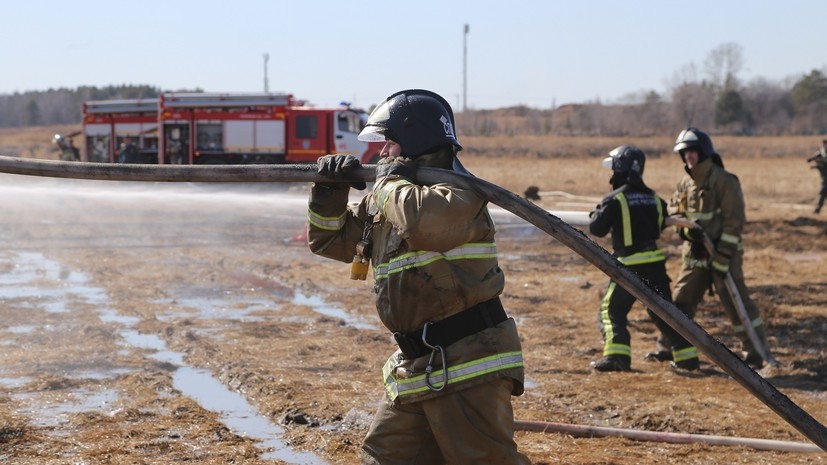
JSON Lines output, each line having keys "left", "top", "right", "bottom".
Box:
{"left": 589, "top": 184, "right": 667, "bottom": 261}
{"left": 307, "top": 175, "right": 524, "bottom": 404}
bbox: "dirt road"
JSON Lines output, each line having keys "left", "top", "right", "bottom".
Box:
{"left": 1, "top": 165, "right": 826, "bottom": 464}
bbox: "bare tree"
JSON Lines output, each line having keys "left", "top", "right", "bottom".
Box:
{"left": 742, "top": 78, "right": 792, "bottom": 135}
{"left": 705, "top": 42, "right": 745, "bottom": 92}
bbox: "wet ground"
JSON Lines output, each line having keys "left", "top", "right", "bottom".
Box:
{"left": 1, "top": 170, "right": 826, "bottom": 464}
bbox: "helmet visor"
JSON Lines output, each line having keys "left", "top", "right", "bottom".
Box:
{"left": 358, "top": 97, "right": 392, "bottom": 142}
{"left": 357, "top": 124, "right": 386, "bottom": 142}
{"left": 601, "top": 155, "right": 614, "bottom": 170}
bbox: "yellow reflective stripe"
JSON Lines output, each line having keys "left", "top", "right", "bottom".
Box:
{"left": 672, "top": 346, "right": 698, "bottom": 362}
{"left": 600, "top": 282, "right": 616, "bottom": 344}
{"left": 712, "top": 260, "right": 729, "bottom": 273}
{"left": 383, "top": 351, "right": 524, "bottom": 401}
{"left": 375, "top": 178, "right": 414, "bottom": 215}
{"left": 683, "top": 256, "right": 709, "bottom": 269}
{"left": 686, "top": 210, "right": 717, "bottom": 221}
{"left": 373, "top": 242, "right": 497, "bottom": 281}
{"left": 615, "top": 193, "right": 632, "bottom": 247}
{"left": 603, "top": 342, "right": 631, "bottom": 357}
{"left": 618, "top": 249, "right": 665, "bottom": 265}
{"left": 307, "top": 208, "right": 346, "bottom": 231}
{"left": 720, "top": 232, "right": 740, "bottom": 245}
{"left": 733, "top": 317, "right": 764, "bottom": 333}
{"left": 655, "top": 194, "right": 664, "bottom": 228}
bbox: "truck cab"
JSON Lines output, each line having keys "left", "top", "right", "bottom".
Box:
{"left": 285, "top": 106, "right": 381, "bottom": 164}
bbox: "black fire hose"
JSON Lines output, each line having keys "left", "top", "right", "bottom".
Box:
{"left": 0, "top": 155, "right": 825, "bottom": 451}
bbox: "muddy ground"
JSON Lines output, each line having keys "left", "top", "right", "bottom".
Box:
{"left": 1, "top": 159, "right": 826, "bottom": 465}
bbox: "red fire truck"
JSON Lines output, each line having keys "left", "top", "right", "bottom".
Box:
{"left": 81, "top": 92, "right": 382, "bottom": 165}
{"left": 82, "top": 98, "right": 159, "bottom": 163}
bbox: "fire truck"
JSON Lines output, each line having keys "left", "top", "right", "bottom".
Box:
{"left": 82, "top": 98, "right": 159, "bottom": 163}
{"left": 81, "top": 92, "right": 382, "bottom": 165}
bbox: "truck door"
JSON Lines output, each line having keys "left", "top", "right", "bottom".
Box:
{"left": 163, "top": 124, "right": 189, "bottom": 164}
{"left": 332, "top": 110, "right": 363, "bottom": 154}
{"left": 286, "top": 110, "right": 328, "bottom": 163}
{"left": 84, "top": 123, "right": 111, "bottom": 163}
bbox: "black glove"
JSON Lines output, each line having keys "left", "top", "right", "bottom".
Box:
{"left": 678, "top": 224, "right": 705, "bottom": 243}
{"left": 375, "top": 157, "right": 416, "bottom": 182}
{"left": 316, "top": 154, "right": 366, "bottom": 190}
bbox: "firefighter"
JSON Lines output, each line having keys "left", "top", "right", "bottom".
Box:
{"left": 53, "top": 134, "right": 79, "bottom": 161}
{"left": 588, "top": 145, "right": 699, "bottom": 372}
{"left": 669, "top": 127, "right": 771, "bottom": 369}
{"left": 307, "top": 89, "right": 530, "bottom": 464}
{"left": 807, "top": 139, "right": 827, "bottom": 214}
{"left": 118, "top": 137, "right": 139, "bottom": 164}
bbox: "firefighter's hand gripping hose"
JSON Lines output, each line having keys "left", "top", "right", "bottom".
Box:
{"left": 0, "top": 154, "right": 822, "bottom": 451}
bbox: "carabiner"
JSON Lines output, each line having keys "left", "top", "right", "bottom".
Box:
{"left": 421, "top": 322, "right": 448, "bottom": 391}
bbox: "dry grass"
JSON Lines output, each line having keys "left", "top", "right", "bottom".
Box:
{"left": 461, "top": 134, "right": 822, "bottom": 208}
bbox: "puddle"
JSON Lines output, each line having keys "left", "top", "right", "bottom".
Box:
{"left": 155, "top": 287, "right": 376, "bottom": 330}
{"left": 117, "top": 328, "right": 324, "bottom": 463}
{"left": 0, "top": 250, "right": 328, "bottom": 464}
{"left": 155, "top": 292, "right": 273, "bottom": 323}
{"left": 293, "top": 292, "right": 376, "bottom": 330}
{"left": 174, "top": 366, "right": 322, "bottom": 463}
{"left": 12, "top": 387, "right": 120, "bottom": 429}
{"left": 0, "top": 376, "right": 34, "bottom": 388}
{"left": 6, "top": 324, "right": 39, "bottom": 334}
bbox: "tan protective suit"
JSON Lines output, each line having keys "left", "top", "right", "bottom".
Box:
{"left": 308, "top": 168, "right": 529, "bottom": 464}
{"left": 670, "top": 157, "right": 769, "bottom": 361}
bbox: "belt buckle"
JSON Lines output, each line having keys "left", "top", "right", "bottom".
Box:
{"left": 393, "top": 332, "right": 423, "bottom": 359}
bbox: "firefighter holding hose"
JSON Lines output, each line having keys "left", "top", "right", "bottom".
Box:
{"left": 307, "top": 89, "right": 530, "bottom": 464}
{"left": 669, "top": 127, "right": 771, "bottom": 369}
{"left": 588, "top": 145, "right": 699, "bottom": 372}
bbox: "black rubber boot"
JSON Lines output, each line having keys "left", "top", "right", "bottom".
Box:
{"left": 743, "top": 352, "right": 765, "bottom": 369}
{"left": 644, "top": 350, "right": 672, "bottom": 362}
{"left": 590, "top": 355, "right": 631, "bottom": 372}
{"left": 669, "top": 358, "right": 700, "bottom": 371}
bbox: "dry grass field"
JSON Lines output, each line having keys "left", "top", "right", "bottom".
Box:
{"left": 0, "top": 125, "right": 826, "bottom": 464}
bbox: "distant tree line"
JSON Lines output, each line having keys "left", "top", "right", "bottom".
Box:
{"left": 458, "top": 43, "right": 827, "bottom": 137}
{"left": 0, "top": 85, "right": 198, "bottom": 128}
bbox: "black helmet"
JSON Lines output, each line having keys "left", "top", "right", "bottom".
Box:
{"left": 358, "top": 89, "right": 462, "bottom": 158}
{"left": 673, "top": 127, "right": 716, "bottom": 160}
{"left": 602, "top": 145, "right": 645, "bottom": 175}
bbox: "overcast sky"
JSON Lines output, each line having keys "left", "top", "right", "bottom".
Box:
{"left": 2, "top": 1, "right": 826, "bottom": 110}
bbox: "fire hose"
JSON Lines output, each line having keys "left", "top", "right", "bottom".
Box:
{"left": 513, "top": 419, "right": 821, "bottom": 453}
{"left": 0, "top": 155, "right": 824, "bottom": 451}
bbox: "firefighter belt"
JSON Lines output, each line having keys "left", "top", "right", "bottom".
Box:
{"left": 393, "top": 297, "right": 507, "bottom": 360}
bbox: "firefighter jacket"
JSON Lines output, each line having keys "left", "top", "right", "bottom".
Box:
{"left": 589, "top": 182, "right": 667, "bottom": 265}
{"left": 669, "top": 157, "right": 746, "bottom": 270}
{"left": 307, "top": 174, "right": 524, "bottom": 405}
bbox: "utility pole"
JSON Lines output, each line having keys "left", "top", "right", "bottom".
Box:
{"left": 263, "top": 53, "right": 269, "bottom": 93}
{"left": 463, "top": 24, "right": 469, "bottom": 112}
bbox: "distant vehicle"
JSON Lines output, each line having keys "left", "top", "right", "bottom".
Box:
{"left": 82, "top": 98, "right": 159, "bottom": 163}
{"left": 80, "top": 92, "right": 382, "bottom": 165}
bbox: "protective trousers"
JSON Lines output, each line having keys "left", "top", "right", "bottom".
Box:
{"left": 600, "top": 261, "right": 696, "bottom": 361}
{"left": 672, "top": 250, "right": 768, "bottom": 359}
{"left": 817, "top": 181, "right": 827, "bottom": 212}
{"left": 361, "top": 378, "right": 531, "bottom": 465}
